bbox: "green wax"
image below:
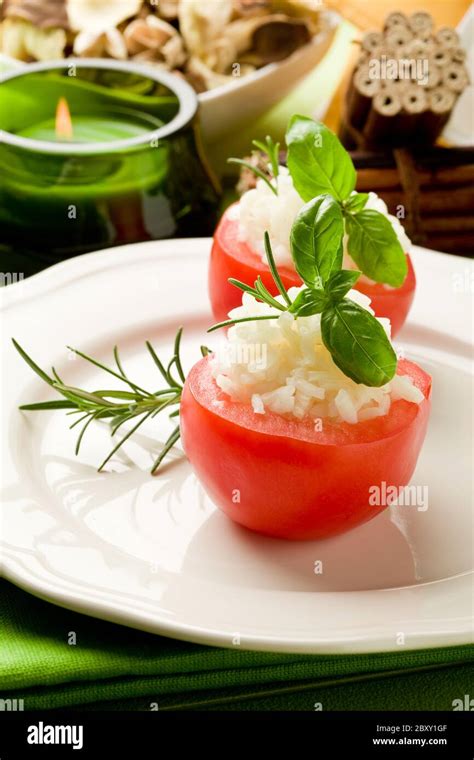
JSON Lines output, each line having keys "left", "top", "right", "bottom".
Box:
{"left": 8, "top": 109, "right": 168, "bottom": 199}
{"left": 17, "top": 114, "right": 159, "bottom": 143}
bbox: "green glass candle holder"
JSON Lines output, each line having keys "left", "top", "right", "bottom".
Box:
{"left": 0, "top": 60, "right": 220, "bottom": 278}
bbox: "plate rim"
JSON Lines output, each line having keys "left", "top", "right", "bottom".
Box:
{"left": 2, "top": 547, "right": 473, "bottom": 654}
{"left": 0, "top": 239, "right": 467, "bottom": 308}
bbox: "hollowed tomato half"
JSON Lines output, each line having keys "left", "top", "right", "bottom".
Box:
{"left": 180, "top": 356, "right": 431, "bottom": 541}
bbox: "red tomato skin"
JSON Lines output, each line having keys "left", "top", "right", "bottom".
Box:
{"left": 209, "top": 204, "right": 416, "bottom": 337}
{"left": 180, "top": 357, "right": 431, "bottom": 541}
{"left": 356, "top": 255, "right": 416, "bottom": 337}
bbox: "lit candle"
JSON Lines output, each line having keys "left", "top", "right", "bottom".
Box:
{"left": 18, "top": 96, "right": 162, "bottom": 143}
{"left": 0, "top": 60, "right": 220, "bottom": 277}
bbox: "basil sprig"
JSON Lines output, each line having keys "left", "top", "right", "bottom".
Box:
{"left": 288, "top": 209, "right": 397, "bottom": 386}
{"left": 286, "top": 116, "right": 356, "bottom": 202}
{"left": 321, "top": 302, "right": 397, "bottom": 387}
{"left": 212, "top": 209, "right": 397, "bottom": 387}
{"left": 288, "top": 287, "right": 328, "bottom": 317}
{"left": 287, "top": 197, "right": 397, "bottom": 385}
{"left": 289, "top": 195, "right": 343, "bottom": 289}
{"left": 230, "top": 116, "right": 408, "bottom": 287}
{"left": 344, "top": 192, "right": 369, "bottom": 213}
{"left": 211, "top": 115, "right": 405, "bottom": 388}
{"left": 345, "top": 210, "right": 408, "bottom": 287}
{"left": 285, "top": 116, "right": 407, "bottom": 288}
{"left": 326, "top": 270, "right": 361, "bottom": 301}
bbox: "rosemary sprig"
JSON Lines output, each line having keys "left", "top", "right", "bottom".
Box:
{"left": 228, "top": 133, "right": 281, "bottom": 197}
{"left": 252, "top": 135, "right": 280, "bottom": 179}
{"left": 228, "top": 277, "right": 285, "bottom": 312}
{"left": 264, "top": 231, "right": 291, "bottom": 306}
{"left": 227, "top": 158, "right": 277, "bottom": 196}
{"left": 12, "top": 335, "right": 189, "bottom": 475}
{"left": 207, "top": 314, "right": 280, "bottom": 333}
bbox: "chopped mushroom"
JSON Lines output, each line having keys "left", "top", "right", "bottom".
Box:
{"left": 186, "top": 55, "right": 234, "bottom": 91}
{"left": 0, "top": 0, "right": 324, "bottom": 91}
{"left": 156, "top": 0, "right": 179, "bottom": 20}
{"left": 3, "top": 0, "right": 69, "bottom": 29}
{"left": 66, "top": 0, "right": 143, "bottom": 33}
{"left": 1, "top": 17, "right": 66, "bottom": 59}
{"left": 179, "top": 0, "right": 234, "bottom": 59}
{"left": 124, "top": 15, "right": 186, "bottom": 67}
{"left": 73, "top": 27, "right": 128, "bottom": 59}
{"left": 161, "top": 33, "right": 187, "bottom": 68}
{"left": 232, "top": 0, "right": 271, "bottom": 17}
{"left": 124, "top": 16, "right": 173, "bottom": 53}
{"left": 225, "top": 14, "right": 311, "bottom": 66}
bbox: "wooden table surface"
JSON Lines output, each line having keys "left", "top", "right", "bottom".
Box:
{"left": 324, "top": 0, "right": 471, "bottom": 132}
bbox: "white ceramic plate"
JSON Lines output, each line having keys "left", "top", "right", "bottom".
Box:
{"left": 1, "top": 241, "right": 473, "bottom": 654}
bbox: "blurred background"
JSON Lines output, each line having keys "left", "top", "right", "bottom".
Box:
{"left": 0, "top": 0, "right": 472, "bottom": 275}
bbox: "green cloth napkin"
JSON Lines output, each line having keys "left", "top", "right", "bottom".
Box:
{"left": 0, "top": 580, "right": 472, "bottom": 711}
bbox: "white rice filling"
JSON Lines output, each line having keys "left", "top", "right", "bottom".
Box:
{"left": 211, "top": 287, "right": 423, "bottom": 425}
{"left": 236, "top": 168, "right": 412, "bottom": 284}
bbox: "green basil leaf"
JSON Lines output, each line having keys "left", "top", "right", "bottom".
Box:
{"left": 288, "top": 288, "right": 328, "bottom": 317}
{"left": 326, "top": 270, "right": 361, "bottom": 302}
{"left": 290, "top": 194, "right": 344, "bottom": 289}
{"left": 321, "top": 300, "right": 397, "bottom": 387}
{"left": 345, "top": 210, "right": 408, "bottom": 287}
{"left": 286, "top": 115, "right": 356, "bottom": 202}
{"left": 344, "top": 192, "right": 369, "bottom": 213}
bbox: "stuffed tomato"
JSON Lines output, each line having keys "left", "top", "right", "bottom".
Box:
{"left": 181, "top": 356, "right": 430, "bottom": 541}
{"left": 209, "top": 201, "right": 416, "bottom": 337}
{"left": 182, "top": 281, "right": 431, "bottom": 541}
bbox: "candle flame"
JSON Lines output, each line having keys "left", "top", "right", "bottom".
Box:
{"left": 55, "top": 97, "right": 73, "bottom": 139}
